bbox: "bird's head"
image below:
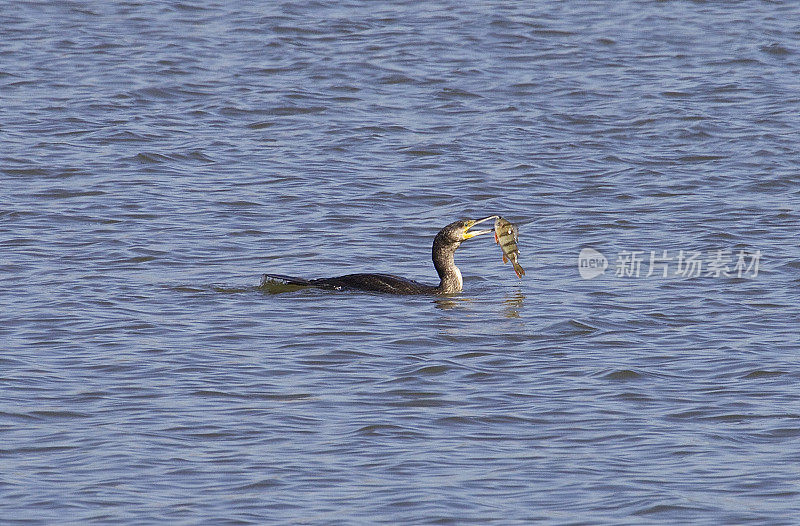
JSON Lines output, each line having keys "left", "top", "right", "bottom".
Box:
{"left": 438, "top": 216, "right": 497, "bottom": 245}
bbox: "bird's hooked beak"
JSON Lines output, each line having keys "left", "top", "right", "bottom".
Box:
{"left": 463, "top": 215, "right": 498, "bottom": 239}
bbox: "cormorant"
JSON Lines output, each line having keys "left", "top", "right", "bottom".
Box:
{"left": 260, "top": 217, "right": 497, "bottom": 295}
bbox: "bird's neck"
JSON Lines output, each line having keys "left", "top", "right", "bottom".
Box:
{"left": 432, "top": 236, "right": 462, "bottom": 294}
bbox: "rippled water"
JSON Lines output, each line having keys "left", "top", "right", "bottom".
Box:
{"left": 3, "top": 1, "right": 800, "bottom": 524}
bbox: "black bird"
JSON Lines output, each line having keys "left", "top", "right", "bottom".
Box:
{"left": 260, "top": 217, "right": 496, "bottom": 295}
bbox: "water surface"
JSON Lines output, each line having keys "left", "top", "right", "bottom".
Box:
{"left": 2, "top": 1, "right": 800, "bottom": 524}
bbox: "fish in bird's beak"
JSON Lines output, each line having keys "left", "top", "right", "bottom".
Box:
{"left": 462, "top": 215, "right": 498, "bottom": 239}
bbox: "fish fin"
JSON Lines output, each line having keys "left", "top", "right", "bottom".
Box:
{"left": 513, "top": 264, "right": 525, "bottom": 278}
{"left": 502, "top": 253, "right": 508, "bottom": 263}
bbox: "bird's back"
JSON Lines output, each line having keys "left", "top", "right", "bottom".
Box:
{"left": 310, "top": 273, "right": 437, "bottom": 295}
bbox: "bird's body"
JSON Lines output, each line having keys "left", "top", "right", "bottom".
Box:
{"left": 260, "top": 218, "right": 495, "bottom": 295}
{"left": 305, "top": 273, "right": 437, "bottom": 294}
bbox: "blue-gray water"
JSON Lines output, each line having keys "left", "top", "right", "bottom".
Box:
{"left": 2, "top": 1, "right": 800, "bottom": 524}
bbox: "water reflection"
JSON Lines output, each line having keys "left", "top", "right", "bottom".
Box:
{"left": 433, "top": 292, "right": 524, "bottom": 317}
{"left": 503, "top": 291, "right": 525, "bottom": 319}
{"left": 433, "top": 295, "right": 473, "bottom": 310}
